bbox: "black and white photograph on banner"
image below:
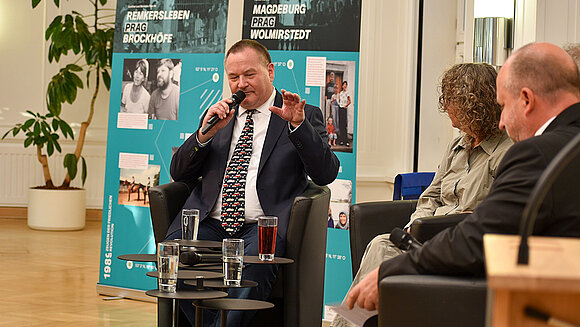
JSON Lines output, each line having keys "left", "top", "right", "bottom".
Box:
{"left": 327, "top": 179, "right": 352, "bottom": 230}
{"left": 322, "top": 61, "right": 356, "bottom": 153}
{"left": 242, "top": 0, "right": 361, "bottom": 51}
{"left": 118, "top": 166, "right": 160, "bottom": 207}
{"left": 121, "top": 58, "right": 152, "bottom": 114}
{"left": 114, "top": 0, "right": 229, "bottom": 53}
{"left": 147, "top": 58, "right": 181, "bottom": 120}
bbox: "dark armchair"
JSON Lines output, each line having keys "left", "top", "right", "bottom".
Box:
{"left": 149, "top": 181, "right": 192, "bottom": 244}
{"left": 348, "top": 200, "right": 467, "bottom": 276}
{"left": 348, "top": 200, "right": 487, "bottom": 327}
{"left": 379, "top": 275, "right": 487, "bottom": 327}
{"left": 349, "top": 200, "right": 417, "bottom": 276}
{"left": 148, "top": 180, "right": 331, "bottom": 327}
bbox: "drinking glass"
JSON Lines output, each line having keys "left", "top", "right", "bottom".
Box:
{"left": 258, "top": 216, "right": 278, "bottom": 261}
{"left": 222, "top": 238, "right": 244, "bottom": 286}
{"left": 181, "top": 209, "right": 200, "bottom": 241}
{"left": 157, "top": 241, "right": 179, "bottom": 292}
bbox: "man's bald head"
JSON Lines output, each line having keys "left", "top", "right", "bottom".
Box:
{"left": 497, "top": 43, "right": 580, "bottom": 142}
{"left": 502, "top": 42, "right": 580, "bottom": 103}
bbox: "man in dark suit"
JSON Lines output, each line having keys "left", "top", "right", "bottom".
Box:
{"left": 347, "top": 42, "right": 580, "bottom": 311}
{"left": 168, "top": 40, "right": 339, "bottom": 326}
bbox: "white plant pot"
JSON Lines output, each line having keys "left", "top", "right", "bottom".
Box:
{"left": 28, "top": 188, "right": 86, "bottom": 231}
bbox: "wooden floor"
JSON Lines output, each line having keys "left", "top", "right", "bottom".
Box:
{"left": 0, "top": 218, "right": 156, "bottom": 326}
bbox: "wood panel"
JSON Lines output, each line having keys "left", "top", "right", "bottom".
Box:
{"left": 0, "top": 218, "right": 156, "bottom": 326}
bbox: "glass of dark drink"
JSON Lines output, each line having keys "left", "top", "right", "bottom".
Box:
{"left": 258, "top": 216, "right": 278, "bottom": 261}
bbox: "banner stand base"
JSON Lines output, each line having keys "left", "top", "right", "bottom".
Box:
{"left": 97, "top": 284, "right": 156, "bottom": 303}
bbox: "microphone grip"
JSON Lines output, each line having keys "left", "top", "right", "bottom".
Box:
{"left": 200, "top": 91, "right": 245, "bottom": 135}
{"left": 201, "top": 114, "right": 220, "bottom": 135}
{"left": 180, "top": 251, "right": 202, "bottom": 265}
{"left": 389, "top": 227, "right": 422, "bottom": 251}
{"left": 180, "top": 251, "right": 222, "bottom": 266}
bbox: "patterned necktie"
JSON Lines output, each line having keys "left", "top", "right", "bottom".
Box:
{"left": 221, "top": 109, "right": 255, "bottom": 235}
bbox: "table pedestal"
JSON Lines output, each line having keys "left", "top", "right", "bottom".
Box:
{"left": 195, "top": 298, "right": 274, "bottom": 327}
{"left": 146, "top": 289, "right": 227, "bottom": 327}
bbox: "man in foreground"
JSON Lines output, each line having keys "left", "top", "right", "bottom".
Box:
{"left": 168, "top": 39, "right": 339, "bottom": 326}
{"left": 348, "top": 42, "right": 580, "bottom": 312}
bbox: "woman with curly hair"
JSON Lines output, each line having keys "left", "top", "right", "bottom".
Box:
{"left": 332, "top": 63, "right": 512, "bottom": 327}
{"left": 410, "top": 63, "right": 512, "bottom": 219}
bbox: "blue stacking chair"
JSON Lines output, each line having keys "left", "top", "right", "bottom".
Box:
{"left": 393, "top": 172, "right": 436, "bottom": 200}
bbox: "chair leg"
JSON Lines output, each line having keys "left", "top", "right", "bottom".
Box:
{"left": 173, "top": 299, "right": 178, "bottom": 327}
{"left": 195, "top": 305, "right": 203, "bottom": 327}
{"left": 220, "top": 309, "right": 228, "bottom": 327}
{"left": 158, "top": 298, "right": 173, "bottom": 327}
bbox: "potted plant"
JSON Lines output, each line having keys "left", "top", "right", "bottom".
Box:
{"left": 2, "top": 0, "right": 114, "bottom": 230}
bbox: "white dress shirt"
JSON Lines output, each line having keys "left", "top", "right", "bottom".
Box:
{"left": 209, "top": 89, "right": 276, "bottom": 223}
{"left": 535, "top": 116, "right": 556, "bottom": 136}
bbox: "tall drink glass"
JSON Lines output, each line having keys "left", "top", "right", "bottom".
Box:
{"left": 157, "top": 241, "right": 179, "bottom": 292}
{"left": 258, "top": 216, "right": 278, "bottom": 261}
{"left": 181, "top": 209, "right": 200, "bottom": 241}
{"left": 222, "top": 238, "right": 244, "bottom": 286}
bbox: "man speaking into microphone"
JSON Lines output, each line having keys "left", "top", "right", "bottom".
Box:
{"left": 167, "top": 39, "right": 339, "bottom": 326}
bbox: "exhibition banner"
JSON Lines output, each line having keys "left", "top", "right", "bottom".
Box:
{"left": 242, "top": 0, "right": 362, "bottom": 320}
{"left": 99, "top": 1, "right": 361, "bottom": 320}
{"left": 98, "top": 0, "right": 229, "bottom": 294}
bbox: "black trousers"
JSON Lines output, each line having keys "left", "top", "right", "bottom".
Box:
{"left": 338, "top": 106, "right": 348, "bottom": 144}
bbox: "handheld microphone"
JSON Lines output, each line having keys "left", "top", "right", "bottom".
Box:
{"left": 390, "top": 227, "right": 423, "bottom": 251}
{"left": 180, "top": 251, "right": 222, "bottom": 266}
{"left": 200, "top": 90, "right": 246, "bottom": 135}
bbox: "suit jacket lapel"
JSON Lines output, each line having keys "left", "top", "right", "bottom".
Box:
{"left": 258, "top": 91, "right": 286, "bottom": 175}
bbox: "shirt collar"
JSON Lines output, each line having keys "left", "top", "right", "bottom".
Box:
{"left": 238, "top": 89, "right": 276, "bottom": 117}
{"left": 535, "top": 116, "right": 557, "bottom": 136}
{"left": 454, "top": 131, "right": 508, "bottom": 155}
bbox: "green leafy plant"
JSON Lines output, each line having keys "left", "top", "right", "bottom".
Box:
{"left": 2, "top": 0, "right": 114, "bottom": 189}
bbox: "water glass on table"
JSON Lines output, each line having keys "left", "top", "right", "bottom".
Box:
{"left": 157, "top": 241, "right": 179, "bottom": 292}
{"left": 181, "top": 209, "right": 200, "bottom": 241}
{"left": 258, "top": 216, "right": 278, "bottom": 261}
{"left": 222, "top": 238, "right": 244, "bottom": 286}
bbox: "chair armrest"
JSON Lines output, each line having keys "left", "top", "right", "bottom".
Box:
{"left": 409, "top": 213, "right": 468, "bottom": 244}
{"left": 349, "top": 200, "right": 417, "bottom": 276}
{"left": 378, "top": 275, "right": 487, "bottom": 327}
{"left": 148, "top": 181, "right": 192, "bottom": 244}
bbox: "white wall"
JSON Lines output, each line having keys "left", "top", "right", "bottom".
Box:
{"left": 515, "top": 0, "right": 580, "bottom": 49}
{"left": 356, "top": 0, "right": 458, "bottom": 201}
{"left": 0, "top": 1, "right": 113, "bottom": 208}
{"left": 0, "top": 1, "right": 45, "bottom": 128}
{"left": 355, "top": 0, "right": 419, "bottom": 191}
{"left": 417, "top": 0, "right": 458, "bottom": 172}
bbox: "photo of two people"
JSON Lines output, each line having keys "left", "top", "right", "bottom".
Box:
{"left": 120, "top": 58, "right": 182, "bottom": 121}
{"left": 322, "top": 61, "right": 356, "bottom": 153}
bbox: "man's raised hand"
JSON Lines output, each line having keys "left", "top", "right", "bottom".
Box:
{"left": 269, "top": 89, "right": 305, "bottom": 128}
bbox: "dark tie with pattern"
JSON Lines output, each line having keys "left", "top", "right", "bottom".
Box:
{"left": 221, "top": 109, "right": 255, "bottom": 235}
